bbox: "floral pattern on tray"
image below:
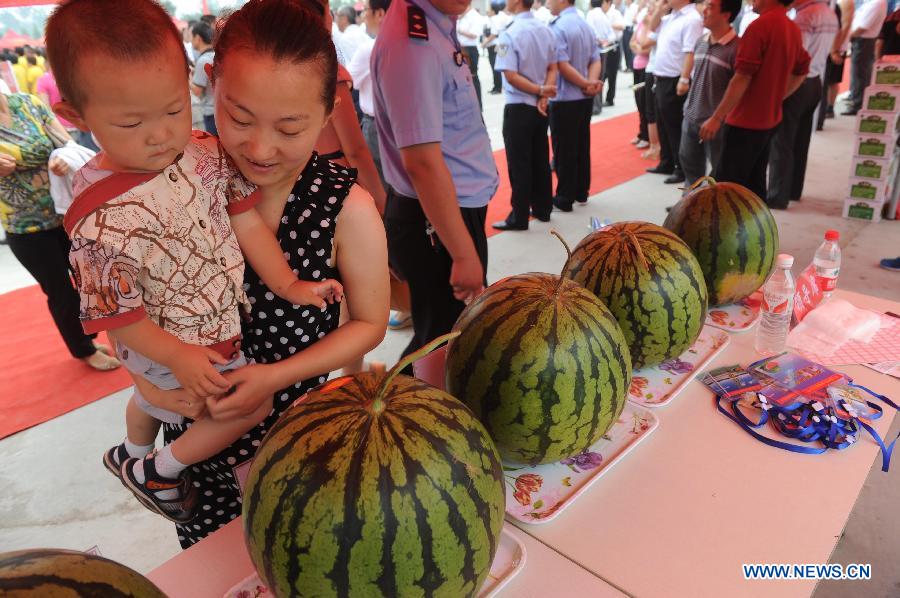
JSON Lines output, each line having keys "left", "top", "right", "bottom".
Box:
{"left": 627, "top": 325, "right": 731, "bottom": 408}
{"left": 705, "top": 292, "right": 762, "bottom": 332}
{"left": 504, "top": 403, "right": 658, "bottom": 524}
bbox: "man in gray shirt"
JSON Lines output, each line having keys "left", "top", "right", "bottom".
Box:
{"left": 678, "top": 0, "right": 740, "bottom": 189}
{"left": 189, "top": 21, "right": 216, "bottom": 136}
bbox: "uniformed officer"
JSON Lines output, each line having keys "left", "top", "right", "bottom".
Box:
{"left": 372, "top": 0, "right": 499, "bottom": 360}
{"left": 492, "top": 0, "right": 559, "bottom": 231}
{"left": 547, "top": 0, "right": 603, "bottom": 212}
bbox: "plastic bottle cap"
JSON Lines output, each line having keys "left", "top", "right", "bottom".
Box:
{"left": 825, "top": 230, "right": 840, "bottom": 241}
{"left": 776, "top": 254, "right": 794, "bottom": 268}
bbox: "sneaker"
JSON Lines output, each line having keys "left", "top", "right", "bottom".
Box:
{"left": 103, "top": 443, "right": 129, "bottom": 481}
{"left": 636, "top": 140, "right": 650, "bottom": 149}
{"left": 388, "top": 311, "right": 413, "bottom": 330}
{"left": 121, "top": 454, "right": 198, "bottom": 523}
{"left": 880, "top": 257, "right": 900, "bottom": 272}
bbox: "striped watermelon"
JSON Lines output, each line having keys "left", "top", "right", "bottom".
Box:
{"left": 664, "top": 178, "right": 778, "bottom": 306}
{"left": 445, "top": 245, "right": 632, "bottom": 466}
{"left": 563, "top": 222, "right": 708, "bottom": 369}
{"left": 0, "top": 549, "right": 165, "bottom": 597}
{"left": 243, "top": 336, "right": 505, "bottom": 598}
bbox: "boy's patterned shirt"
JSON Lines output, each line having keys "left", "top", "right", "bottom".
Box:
{"left": 64, "top": 131, "right": 259, "bottom": 346}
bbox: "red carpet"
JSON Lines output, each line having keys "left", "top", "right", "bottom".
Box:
{"left": 487, "top": 111, "right": 644, "bottom": 236}
{"left": 0, "top": 111, "right": 647, "bottom": 439}
{"left": 0, "top": 285, "right": 133, "bottom": 439}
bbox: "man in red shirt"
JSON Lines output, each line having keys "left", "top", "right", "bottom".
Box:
{"left": 699, "top": 0, "right": 811, "bottom": 205}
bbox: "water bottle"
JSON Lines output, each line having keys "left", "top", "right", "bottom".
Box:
{"left": 813, "top": 230, "right": 841, "bottom": 300}
{"left": 755, "top": 254, "right": 795, "bottom": 356}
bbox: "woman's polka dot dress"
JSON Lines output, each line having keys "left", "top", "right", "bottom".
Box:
{"left": 163, "top": 154, "right": 356, "bottom": 548}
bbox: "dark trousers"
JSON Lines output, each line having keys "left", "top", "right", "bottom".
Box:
{"left": 488, "top": 45, "right": 501, "bottom": 92}
{"left": 679, "top": 119, "right": 724, "bottom": 190}
{"left": 593, "top": 53, "right": 607, "bottom": 115}
{"left": 654, "top": 75, "right": 686, "bottom": 173}
{"left": 622, "top": 28, "right": 634, "bottom": 71}
{"left": 550, "top": 98, "right": 593, "bottom": 206}
{"left": 633, "top": 68, "right": 649, "bottom": 141}
{"left": 464, "top": 46, "right": 483, "bottom": 109}
{"left": 849, "top": 37, "right": 877, "bottom": 111}
{"left": 203, "top": 114, "right": 218, "bottom": 137}
{"left": 384, "top": 190, "right": 488, "bottom": 359}
{"left": 644, "top": 72, "right": 657, "bottom": 124}
{"left": 605, "top": 46, "right": 620, "bottom": 103}
{"left": 6, "top": 226, "right": 96, "bottom": 359}
{"left": 713, "top": 124, "right": 775, "bottom": 202}
{"left": 768, "top": 76, "right": 822, "bottom": 207}
{"left": 503, "top": 103, "right": 552, "bottom": 226}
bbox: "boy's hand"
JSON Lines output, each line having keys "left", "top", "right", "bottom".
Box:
{"left": 169, "top": 344, "right": 232, "bottom": 398}
{"left": 284, "top": 278, "right": 344, "bottom": 309}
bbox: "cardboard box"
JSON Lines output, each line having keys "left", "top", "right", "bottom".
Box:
{"left": 873, "top": 57, "right": 900, "bottom": 86}
{"left": 851, "top": 156, "right": 893, "bottom": 180}
{"left": 843, "top": 199, "right": 884, "bottom": 223}
{"left": 855, "top": 111, "right": 900, "bottom": 135}
{"left": 853, "top": 134, "right": 893, "bottom": 159}
{"left": 862, "top": 86, "right": 900, "bottom": 112}
{"left": 847, "top": 177, "right": 890, "bottom": 202}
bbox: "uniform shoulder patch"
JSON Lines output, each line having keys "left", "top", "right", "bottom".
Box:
{"left": 497, "top": 43, "right": 509, "bottom": 58}
{"left": 407, "top": 5, "right": 429, "bottom": 40}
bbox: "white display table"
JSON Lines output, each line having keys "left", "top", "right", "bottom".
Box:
{"left": 147, "top": 519, "right": 627, "bottom": 597}
{"left": 509, "top": 289, "right": 900, "bottom": 598}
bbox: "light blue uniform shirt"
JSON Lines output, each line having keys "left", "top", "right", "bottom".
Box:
{"left": 550, "top": 6, "right": 601, "bottom": 102}
{"left": 494, "top": 12, "right": 558, "bottom": 107}
{"left": 372, "top": 0, "right": 499, "bottom": 208}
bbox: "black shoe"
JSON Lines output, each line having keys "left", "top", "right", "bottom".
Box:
{"left": 103, "top": 443, "right": 130, "bottom": 481}
{"left": 575, "top": 197, "right": 588, "bottom": 204}
{"left": 489, "top": 89, "right": 501, "bottom": 95}
{"left": 532, "top": 212, "right": 551, "bottom": 222}
{"left": 121, "top": 454, "right": 199, "bottom": 524}
{"left": 552, "top": 197, "right": 574, "bottom": 212}
{"left": 816, "top": 123, "right": 824, "bottom": 131}
{"left": 664, "top": 172, "right": 685, "bottom": 184}
{"left": 841, "top": 108, "right": 859, "bottom": 116}
{"left": 492, "top": 220, "right": 528, "bottom": 231}
{"left": 604, "top": 100, "right": 614, "bottom": 107}
{"left": 646, "top": 165, "right": 674, "bottom": 175}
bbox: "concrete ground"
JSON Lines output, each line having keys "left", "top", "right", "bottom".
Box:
{"left": 1, "top": 59, "right": 899, "bottom": 596}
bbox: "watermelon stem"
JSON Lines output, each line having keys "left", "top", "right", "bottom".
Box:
{"left": 373, "top": 331, "right": 461, "bottom": 413}
{"left": 624, "top": 230, "right": 650, "bottom": 270}
{"left": 550, "top": 229, "right": 573, "bottom": 294}
{"left": 690, "top": 176, "right": 716, "bottom": 191}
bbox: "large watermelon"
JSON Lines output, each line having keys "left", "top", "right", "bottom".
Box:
{"left": 0, "top": 548, "right": 166, "bottom": 597}
{"left": 243, "top": 336, "right": 505, "bottom": 598}
{"left": 445, "top": 252, "right": 632, "bottom": 466}
{"left": 563, "top": 221, "right": 708, "bottom": 369}
{"left": 664, "top": 178, "right": 778, "bottom": 306}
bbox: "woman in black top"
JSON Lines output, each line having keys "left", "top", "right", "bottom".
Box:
{"left": 135, "top": 0, "right": 389, "bottom": 547}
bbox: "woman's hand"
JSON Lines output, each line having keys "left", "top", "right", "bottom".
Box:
{"left": 48, "top": 156, "right": 70, "bottom": 177}
{"left": 206, "top": 363, "right": 280, "bottom": 421}
{"left": 0, "top": 154, "right": 16, "bottom": 177}
{"left": 132, "top": 374, "right": 210, "bottom": 420}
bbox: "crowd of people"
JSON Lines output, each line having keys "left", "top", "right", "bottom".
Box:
{"left": 0, "top": 0, "right": 898, "bottom": 549}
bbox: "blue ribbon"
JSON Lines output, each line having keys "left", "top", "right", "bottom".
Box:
{"left": 715, "top": 379, "right": 898, "bottom": 470}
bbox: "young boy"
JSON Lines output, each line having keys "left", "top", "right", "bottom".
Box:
{"left": 46, "top": 0, "right": 342, "bottom": 523}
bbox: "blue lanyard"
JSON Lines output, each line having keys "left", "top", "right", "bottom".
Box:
{"left": 716, "top": 381, "right": 899, "bottom": 471}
